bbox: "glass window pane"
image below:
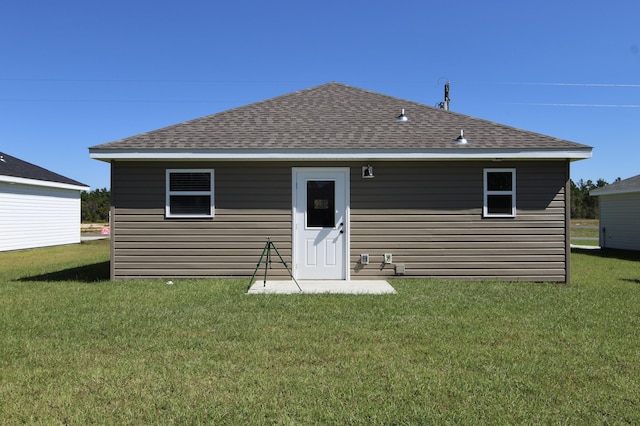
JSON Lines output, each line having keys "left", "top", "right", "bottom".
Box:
{"left": 307, "top": 180, "right": 335, "bottom": 228}
{"left": 170, "top": 172, "right": 211, "bottom": 192}
{"left": 487, "top": 195, "right": 513, "bottom": 214}
{"left": 170, "top": 195, "right": 211, "bottom": 215}
{"left": 487, "top": 172, "right": 513, "bottom": 191}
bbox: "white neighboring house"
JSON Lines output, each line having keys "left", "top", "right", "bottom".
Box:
{"left": 590, "top": 174, "right": 640, "bottom": 251}
{"left": 0, "top": 152, "right": 90, "bottom": 252}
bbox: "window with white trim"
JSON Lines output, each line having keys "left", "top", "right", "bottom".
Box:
{"left": 483, "top": 168, "right": 516, "bottom": 217}
{"left": 166, "top": 169, "right": 214, "bottom": 218}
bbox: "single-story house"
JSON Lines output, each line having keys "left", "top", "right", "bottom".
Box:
{"left": 89, "top": 82, "right": 592, "bottom": 282}
{"left": 590, "top": 174, "right": 640, "bottom": 251}
{"left": 0, "top": 152, "right": 89, "bottom": 252}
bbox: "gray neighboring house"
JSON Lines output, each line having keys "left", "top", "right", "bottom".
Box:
{"left": 89, "top": 82, "right": 592, "bottom": 283}
{"left": 590, "top": 174, "right": 640, "bottom": 251}
{"left": 0, "top": 152, "right": 89, "bottom": 252}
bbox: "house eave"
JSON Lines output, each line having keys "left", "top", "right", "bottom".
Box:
{"left": 590, "top": 188, "right": 640, "bottom": 196}
{"left": 89, "top": 148, "right": 592, "bottom": 162}
{"left": 0, "top": 175, "right": 90, "bottom": 191}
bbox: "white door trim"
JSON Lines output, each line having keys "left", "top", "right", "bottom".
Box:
{"left": 292, "top": 167, "right": 350, "bottom": 280}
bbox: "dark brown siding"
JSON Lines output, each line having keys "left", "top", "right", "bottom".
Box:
{"left": 111, "top": 161, "right": 293, "bottom": 279}
{"left": 110, "top": 160, "right": 569, "bottom": 282}
{"left": 350, "top": 161, "right": 568, "bottom": 281}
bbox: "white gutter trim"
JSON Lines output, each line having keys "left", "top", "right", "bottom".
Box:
{"left": 0, "top": 175, "right": 90, "bottom": 191}
{"left": 90, "top": 148, "right": 592, "bottom": 161}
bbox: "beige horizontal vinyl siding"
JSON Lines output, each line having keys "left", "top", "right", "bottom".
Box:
{"left": 599, "top": 192, "right": 640, "bottom": 251}
{"left": 111, "top": 162, "right": 293, "bottom": 279}
{"left": 349, "top": 161, "right": 568, "bottom": 281}
{"left": 111, "top": 160, "right": 568, "bottom": 282}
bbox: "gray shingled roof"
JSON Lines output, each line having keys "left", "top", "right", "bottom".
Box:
{"left": 0, "top": 152, "right": 87, "bottom": 187}
{"left": 90, "top": 82, "right": 590, "bottom": 152}
{"left": 590, "top": 174, "right": 640, "bottom": 196}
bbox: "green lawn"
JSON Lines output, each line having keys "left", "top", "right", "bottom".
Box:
{"left": 570, "top": 219, "right": 599, "bottom": 246}
{"left": 1, "top": 240, "right": 639, "bottom": 424}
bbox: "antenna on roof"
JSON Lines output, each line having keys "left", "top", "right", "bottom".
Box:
{"left": 438, "top": 81, "right": 450, "bottom": 111}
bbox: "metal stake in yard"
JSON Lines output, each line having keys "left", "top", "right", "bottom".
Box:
{"left": 248, "top": 237, "right": 302, "bottom": 292}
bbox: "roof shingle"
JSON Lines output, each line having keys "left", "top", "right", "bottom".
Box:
{"left": 90, "top": 82, "right": 590, "bottom": 152}
{"left": 0, "top": 152, "right": 87, "bottom": 187}
{"left": 590, "top": 174, "right": 640, "bottom": 195}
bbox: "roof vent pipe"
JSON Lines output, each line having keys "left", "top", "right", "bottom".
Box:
{"left": 438, "top": 81, "right": 451, "bottom": 111}
{"left": 396, "top": 109, "right": 409, "bottom": 122}
{"left": 443, "top": 82, "right": 450, "bottom": 111}
{"left": 455, "top": 129, "right": 468, "bottom": 145}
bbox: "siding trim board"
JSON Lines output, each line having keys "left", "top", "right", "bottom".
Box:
{"left": 110, "top": 160, "right": 570, "bottom": 282}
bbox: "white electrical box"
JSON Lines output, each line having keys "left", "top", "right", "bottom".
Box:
{"left": 384, "top": 253, "right": 393, "bottom": 264}
{"left": 360, "top": 254, "right": 370, "bottom": 265}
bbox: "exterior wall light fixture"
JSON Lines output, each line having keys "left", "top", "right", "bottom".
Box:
{"left": 362, "top": 165, "right": 374, "bottom": 178}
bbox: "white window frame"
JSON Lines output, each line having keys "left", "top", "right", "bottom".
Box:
{"left": 165, "top": 169, "right": 215, "bottom": 218}
{"left": 483, "top": 168, "right": 516, "bottom": 218}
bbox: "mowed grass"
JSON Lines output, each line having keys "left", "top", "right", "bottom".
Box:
{"left": 1, "top": 240, "right": 639, "bottom": 424}
{"left": 571, "top": 219, "right": 599, "bottom": 246}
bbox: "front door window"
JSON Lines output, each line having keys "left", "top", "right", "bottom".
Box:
{"left": 306, "top": 180, "right": 335, "bottom": 228}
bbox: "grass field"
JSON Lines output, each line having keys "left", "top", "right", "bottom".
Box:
{"left": 571, "top": 219, "right": 599, "bottom": 246}
{"left": 1, "top": 239, "right": 639, "bottom": 424}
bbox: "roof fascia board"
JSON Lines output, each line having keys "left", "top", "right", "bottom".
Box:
{"left": 90, "top": 148, "right": 592, "bottom": 161}
{"left": 0, "top": 175, "right": 90, "bottom": 191}
{"left": 590, "top": 187, "right": 640, "bottom": 196}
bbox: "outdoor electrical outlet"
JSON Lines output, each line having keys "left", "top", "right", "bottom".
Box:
{"left": 384, "top": 253, "right": 393, "bottom": 264}
{"left": 360, "top": 254, "right": 370, "bottom": 265}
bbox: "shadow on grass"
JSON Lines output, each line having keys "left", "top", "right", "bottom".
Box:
{"left": 19, "top": 261, "right": 110, "bottom": 283}
{"left": 572, "top": 247, "right": 640, "bottom": 262}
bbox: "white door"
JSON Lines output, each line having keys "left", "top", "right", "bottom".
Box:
{"left": 293, "top": 168, "right": 349, "bottom": 280}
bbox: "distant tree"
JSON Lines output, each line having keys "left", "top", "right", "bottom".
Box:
{"left": 81, "top": 188, "right": 110, "bottom": 223}
{"left": 570, "top": 178, "right": 608, "bottom": 219}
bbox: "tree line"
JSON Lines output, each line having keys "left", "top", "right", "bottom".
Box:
{"left": 80, "top": 178, "right": 616, "bottom": 223}
{"left": 570, "top": 178, "right": 619, "bottom": 219}
{"left": 81, "top": 188, "right": 110, "bottom": 223}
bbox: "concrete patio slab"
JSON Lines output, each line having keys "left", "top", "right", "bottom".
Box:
{"left": 570, "top": 244, "right": 601, "bottom": 250}
{"left": 247, "top": 280, "right": 396, "bottom": 295}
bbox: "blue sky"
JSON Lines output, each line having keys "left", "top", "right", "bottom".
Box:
{"left": 1, "top": 0, "right": 638, "bottom": 190}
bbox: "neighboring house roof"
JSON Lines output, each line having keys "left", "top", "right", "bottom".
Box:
{"left": 0, "top": 151, "right": 88, "bottom": 190}
{"left": 90, "top": 82, "right": 592, "bottom": 161}
{"left": 590, "top": 174, "right": 640, "bottom": 196}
